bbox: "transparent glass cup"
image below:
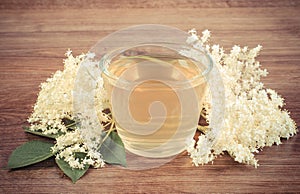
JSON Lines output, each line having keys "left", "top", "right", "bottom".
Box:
{"left": 100, "top": 43, "right": 213, "bottom": 158}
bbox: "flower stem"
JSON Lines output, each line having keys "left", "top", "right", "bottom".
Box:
{"left": 197, "top": 125, "right": 209, "bottom": 133}
{"left": 65, "top": 121, "right": 79, "bottom": 128}
{"left": 98, "top": 120, "right": 115, "bottom": 150}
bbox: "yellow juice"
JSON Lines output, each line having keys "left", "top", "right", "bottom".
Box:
{"left": 102, "top": 54, "right": 207, "bottom": 158}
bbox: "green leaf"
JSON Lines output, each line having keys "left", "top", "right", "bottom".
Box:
{"left": 100, "top": 131, "right": 127, "bottom": 167}
{"left": 8, "top": 140, "right": 54, "bottom": 169}
{"left": 24, "top": 126, "right": 64, "bottom": 139}
{"left": 56, "top": 158, "right": 89, "bottom": 183}
{"left": 74, "top": 152, "right": 87, "bottom": 160}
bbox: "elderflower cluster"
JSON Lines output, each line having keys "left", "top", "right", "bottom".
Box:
{"left": 185, "top": 30, "right": 297, "bottom": 167}
{"left": 27, "top": 50, "right": 109, "bottom": 169}
{"left": 52, "top": 130, "right": 105, "bottom": 169}
{"left": 27, "top": 50, "right": 85, "bottom": 135}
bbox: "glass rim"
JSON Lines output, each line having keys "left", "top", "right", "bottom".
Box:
{"left": 99, "top": 42, "right": 214, "bottom": 88}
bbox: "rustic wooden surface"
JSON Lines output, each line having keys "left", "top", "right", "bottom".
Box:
{"left": 0, "top": 0, "right": 299, "bottom": 193}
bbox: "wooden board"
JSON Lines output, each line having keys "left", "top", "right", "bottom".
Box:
{"left": 0, "top": 0, "right": 299, "bottom": 193}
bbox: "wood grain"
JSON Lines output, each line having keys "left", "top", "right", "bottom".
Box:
{"left": 0, "top": 0, "right": 299, "bottom": 193}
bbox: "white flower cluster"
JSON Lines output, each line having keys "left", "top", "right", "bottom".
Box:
{"left": 52, "top": 130, "right": 105, "bottom": 169}
{"left": 27, "top": 50, "right": 107, "bottom": 169}
{"left": 28, "top": 50, "right": 84, "bottom": 134}
{"left": 186, "top": 30, "right": 297, "bottom": 167}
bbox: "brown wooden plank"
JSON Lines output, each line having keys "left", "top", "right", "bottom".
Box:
{"left": 0, "top": 0, "right": 299, "bottom": 9}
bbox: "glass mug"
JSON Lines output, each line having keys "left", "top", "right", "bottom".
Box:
{"left": 100, "top": 43, "right": 213, "bottom": 158}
